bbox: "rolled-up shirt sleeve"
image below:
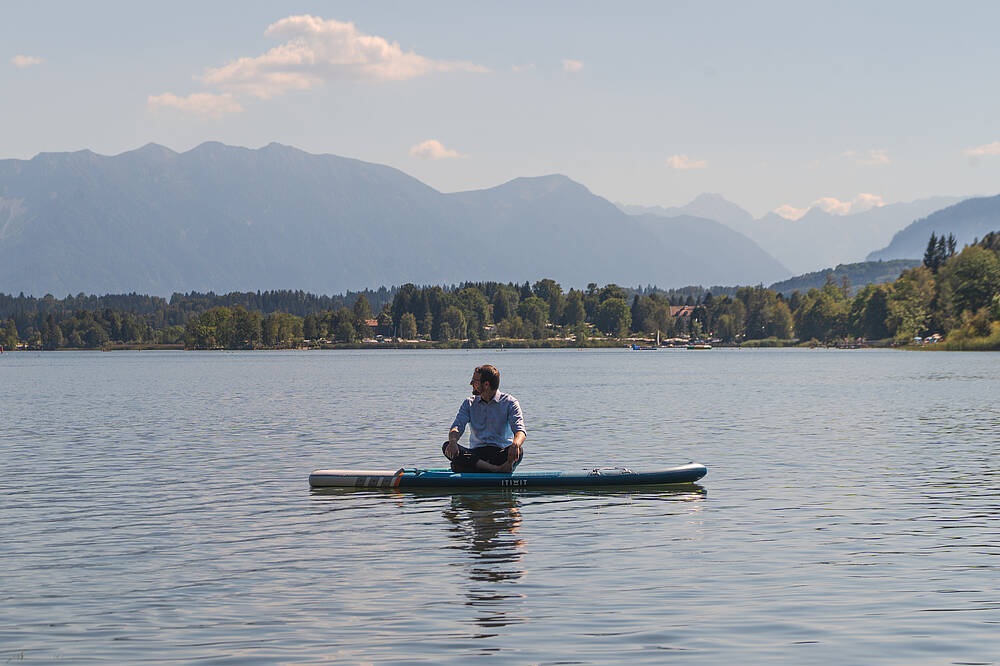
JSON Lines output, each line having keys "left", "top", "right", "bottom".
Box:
{"left": 451, "top": 399, "right": 470, "bottom": 435}
{"left": 508, "top": 398, "right": 526, "bottom": 436}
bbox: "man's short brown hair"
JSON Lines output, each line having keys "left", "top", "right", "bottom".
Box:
{"left": 475, "top": 364, "right": 500, "bottom": 390}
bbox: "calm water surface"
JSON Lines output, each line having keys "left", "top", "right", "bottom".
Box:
{"left": 2, "top": 349, "right": 999, "bottom": 664}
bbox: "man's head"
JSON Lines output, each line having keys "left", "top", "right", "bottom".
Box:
{"left": 471, "top": 364, "right": 500, "bottom": 398}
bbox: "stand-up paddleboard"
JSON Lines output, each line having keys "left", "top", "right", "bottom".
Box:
{"left": 309, "top": 462, "right": 706, "bottom": 489}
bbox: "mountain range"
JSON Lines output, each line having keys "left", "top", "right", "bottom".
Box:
{"left": 0, "top": 142, "right": 790, "bottom": 297}
{"left": 622, "top": 193, "right": 963, "bottom": 274}
{"left": 867, "top": 193, "right": 1000, "bottom": 261}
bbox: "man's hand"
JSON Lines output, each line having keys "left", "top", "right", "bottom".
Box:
{"left": 498, "top": 442, "right": 521, "bottom": 473}
{"left": 444, "top": 438, "right": 459, "bottom": 460}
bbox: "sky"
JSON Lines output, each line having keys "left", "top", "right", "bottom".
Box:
{"left": 3, "top": 1, "right": 1000, "bottom": 218}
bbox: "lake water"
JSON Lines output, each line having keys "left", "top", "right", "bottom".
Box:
{"left": 2, "top": 348, "right": 999, "bottom": 664}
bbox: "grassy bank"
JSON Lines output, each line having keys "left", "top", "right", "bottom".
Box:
{"left": 740, "top": 337, "right": 799, "bottom": 348}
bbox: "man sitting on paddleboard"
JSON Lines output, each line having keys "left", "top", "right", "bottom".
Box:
{"left": 444, "top": 364, "right": 526, "bottom": 474}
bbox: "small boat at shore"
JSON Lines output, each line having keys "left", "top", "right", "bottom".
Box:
{"left": 687, "top": 341, "right": 712, "bottom": 350}
{"left": 631, "top": 331, "right": 662, "bottom": 350}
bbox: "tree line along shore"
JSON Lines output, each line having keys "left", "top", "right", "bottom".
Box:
{"left": 1, "top": 232, "right": 998, "bottom": 352}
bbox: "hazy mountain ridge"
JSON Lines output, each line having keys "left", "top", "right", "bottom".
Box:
{"left": 0, "top": 142, "right": 790, "bottom": 297}
{"left": 867, "top": 193, "right": 1000, "bottom": 261}
{"left": 623, "top": 194, "right": 962, "bottom": 274}
{"left": 619, "top": 193, "right": 755, "bottom": 230}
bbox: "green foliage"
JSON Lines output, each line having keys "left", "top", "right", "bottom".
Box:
{"left": 517, "top": 296, "right": 549, "bottom": 338}
{"left": 794, "top": 288, "right": 849, "bottom": 342}
{"left": 490, "top": 285, "right": 518, "bottom": 323}
{"left": 937, "top": 245, "right": 1000, "bottom": 317}
{"left": 707, "top": 296, "right": 745, "bottom": 342}
{"left": 532, "top": 279, "right": 564, "bottom": 322}
{"left": 940, "top": 321, "right": 1000, "bottom": 350}
{"left": 923, "top": 232, "right": 956, "bottom": 273}
{"left": 352, "top": 294, "right": 373, "bottom": 322}
{"left": 599, "top": 284, "right": 627, "bottom": 303}
{"left": 886, "top": 266, "right": 936, "bottom": 341}
{"left": 736, "top": 286, "right": 793, "bottom": 340}
{"left": 562, "top": 289, "right": 587, "bottom": 326}
{"left": 441, "top": 305, "right": 467, "bottom": 340}
{"left": 740, "top": 337, "right": 798, "bottom": 348}
{"left": 456, "top": 287, "right": 489, "bottom": 337}
{"left": 596, "top": 297, "right": 631, "bottom": 336}
{"left": 41, "top": 314, "right": 64, "bottom": 350}
{"left": 328, "top": 309, "right": 355, "bottom": 343}
{"left": 1, "top": 318, "right": 20, "bottom": 348}
{"left": 399, "top": 312, "right": 418, "bottom": 339}
{"left": 976, "top": 231, "right": 1000, "bottom": 253}
{"left": 850, "top": 284, "right": 891, "bottom": 340}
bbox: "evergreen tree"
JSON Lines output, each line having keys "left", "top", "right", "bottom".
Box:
{"left": 562, "top": 289, "right": 587, "bottom": 326}
{"left": 352, "top": 294, "right": 373, "bottom": 322}
{"left": 924, "top": 232, "right": 940, "bottom": 272}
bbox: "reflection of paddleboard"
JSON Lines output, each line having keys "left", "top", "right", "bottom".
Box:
{"left": 309, "top": 463, "right": 707, "bottom": 489}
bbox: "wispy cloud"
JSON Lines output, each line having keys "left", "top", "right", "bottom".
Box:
{"left": 409, "top": 139, "right": 467, "bottom": 160}
{"left": 147, "top": 92, "right": 243, "bottom": 119}
{"left": 774, "top": 193, "right": 885, "bottom": 220}
{"left": 841, "top": 148, "right": 890, "bottom": 166}
{"left": 665, "top": 154, "right": 707, "bottom": 170}
{"left": 200, "top": 15, "right": 487, "bottom": 99}
{"left": 561, "top": 59, "right": 583, "bottom": 72}
{"left": 11, "top": 54, "right": 43, "bottom": 68}
{"left": 512, "top": 64, "right": 536, "bottom": 72}
{"left": 964, "top": 141, "right": 1000, "bottom": 157}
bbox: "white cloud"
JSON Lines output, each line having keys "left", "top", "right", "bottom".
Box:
{"left": 964, "top": 141, "right": 1000, "bottom": 157}
{"left": 147, "top": 92, "right": 244, "bottom": 119}
{"left": 512, "top": 64, "right": 536, "bottom": 72}
{"left": 200, "top": 15, "right": 487, "bottom": 99}
{"left": 561, "top": 59, "right": 584, "bottom": 72}
{"left": 11, "top": 54, "right": 43, "bottom": 68}
{"left": 774, "top": 193, "right": 885, "bottom": 220}
{"left": 409, "top": 139, "right": 467, "bottom": 160}
{"left": 774, "top": 205, "right": 808, "bottom": 221}
{"left": 841, "top": 148, "right": 890, "bottom": 166}
{"left": 665, "top": 154, "right": 707, "bottom": 170}
{"left": 847, "top": 193, "right": 885, "bottom": 212}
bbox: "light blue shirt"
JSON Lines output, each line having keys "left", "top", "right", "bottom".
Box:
{"left": 451, "top": 391, "right": 526, "bottom": 449}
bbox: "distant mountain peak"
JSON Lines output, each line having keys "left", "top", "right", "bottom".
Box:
{"left": 123, "top": 143, "right": 178, "bottom": 160}
{"left": 486, "top": 174, "right": 587, "bottom": 200}
{"left": 259, "top": 141, "right": 305, "bottom": 155}
{"left": 31, "top": 148, "right": 97, "bottom": 161}
{"left": 690, "top": 192, "right": 729, "bottom": 204}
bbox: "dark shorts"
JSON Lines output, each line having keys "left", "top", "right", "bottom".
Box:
{"left": 442, "top": 441, "right": 523, "bottom": 473}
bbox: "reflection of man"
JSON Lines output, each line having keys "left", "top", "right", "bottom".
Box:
{"left": 443, "top": 494, "right": 525, "bottom": 585}
{"left": 443, "top": 365, "right": 526, "bottom": 473}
